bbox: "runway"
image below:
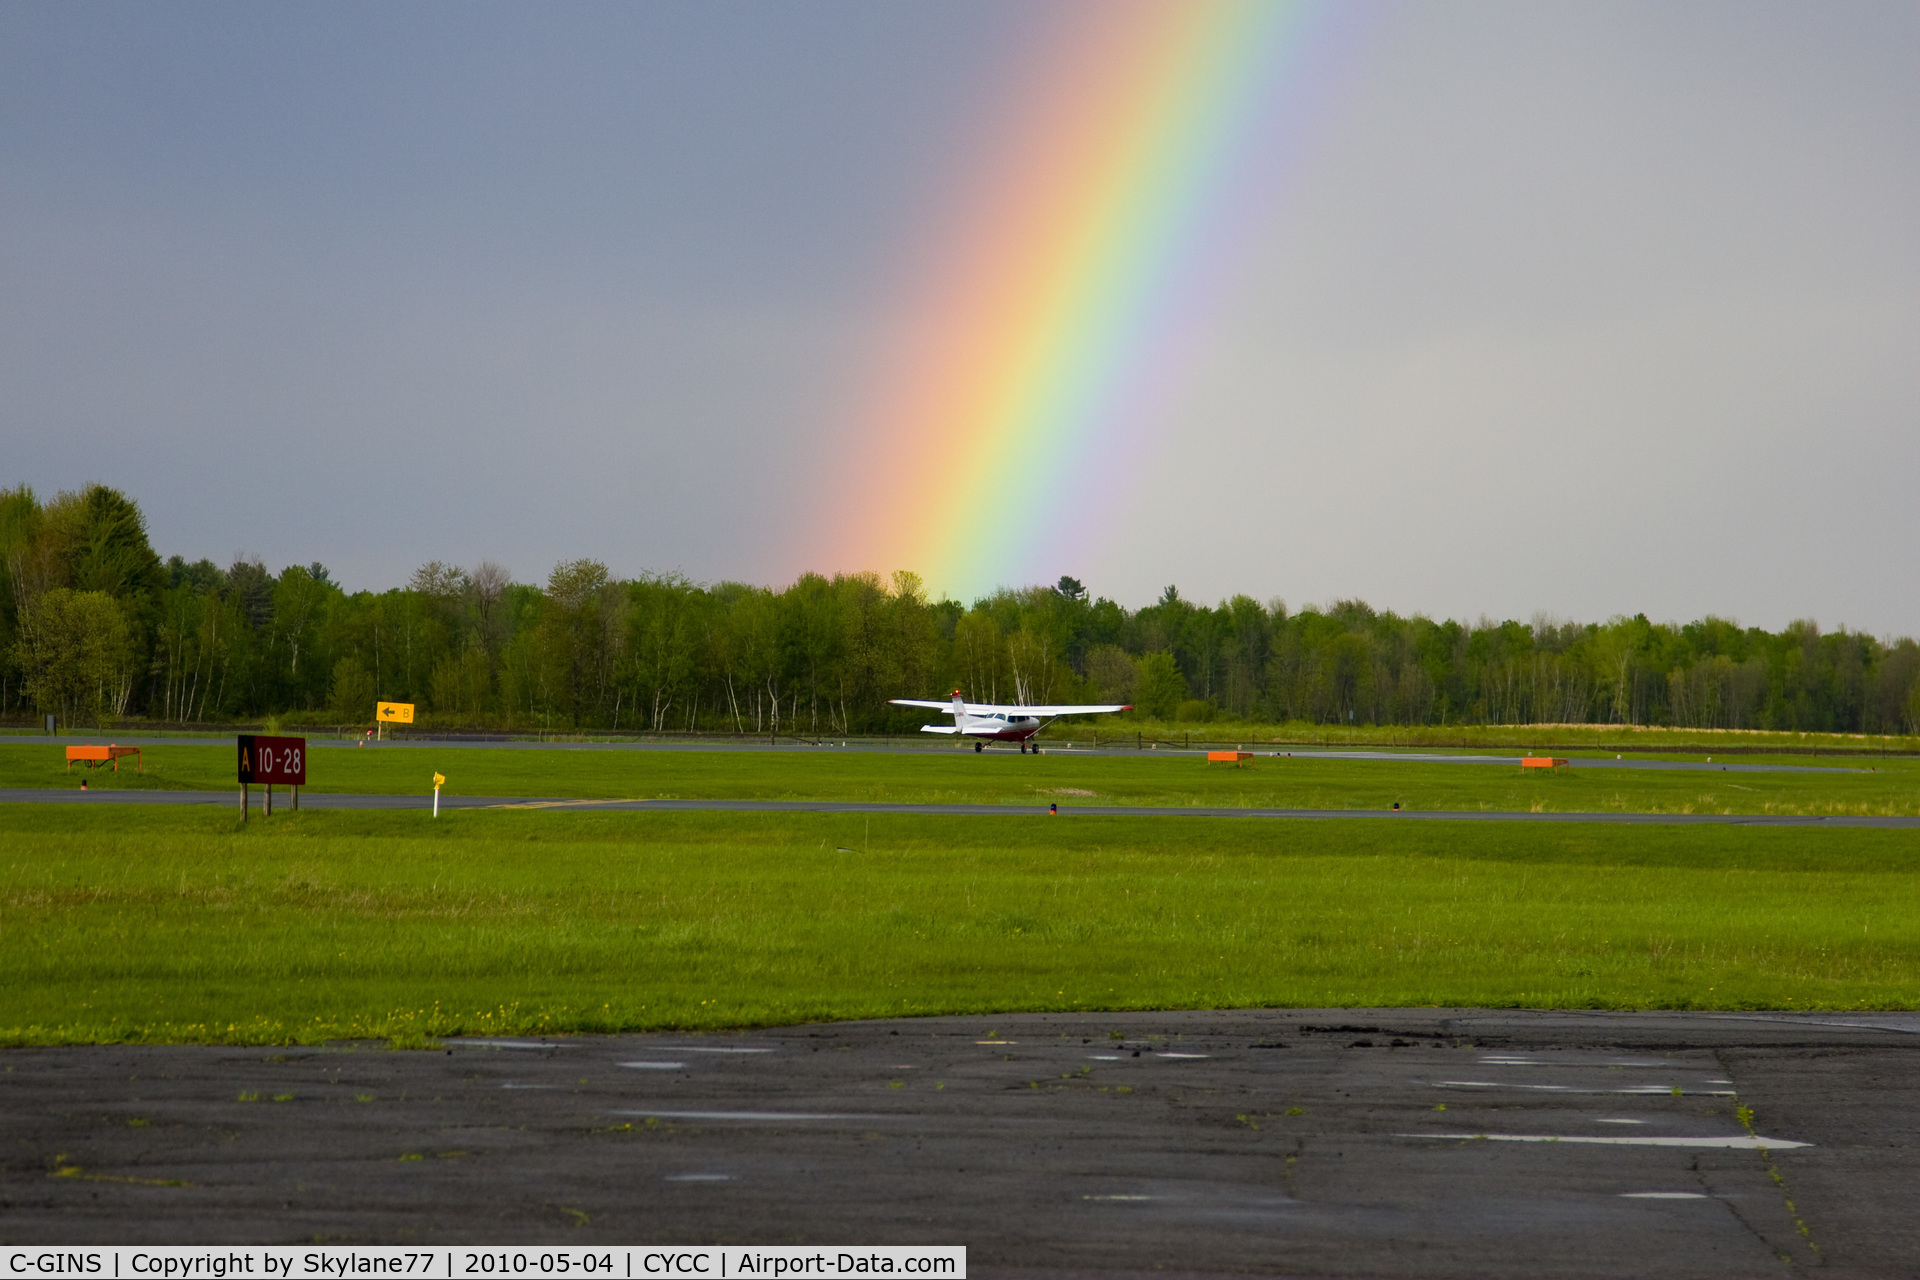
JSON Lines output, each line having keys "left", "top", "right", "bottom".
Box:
{"left": 3, "top": 1009, "right": 1914, "bottom": 1275}
{"left": 3, "top": 786, "right": 1916, "bottom": 826}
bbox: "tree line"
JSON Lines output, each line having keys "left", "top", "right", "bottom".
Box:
{"left": 4, "top": 483, "right": 1918, "bottom": 735}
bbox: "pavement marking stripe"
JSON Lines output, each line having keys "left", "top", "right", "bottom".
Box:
{"left": 1621, "top": 1192, "right": 1712, "bottom": 1199}
{"left": 1436, "top": 1080, "right": 1734, "bottom": 1096}
{"left": 1707, "top": 1013, "right": 1920, "bottom": 1035}
{"left": 1403, "top": 1133, "right": 1810, "bottom": 1149}
{"left": 450, "top": 1039, "right": 573, "bottom": 1050}
{"left": 619, "top": 1061, "right": 686, "bottom": 1070}
{"left": 665, "top": 1174, "right": 734, "bottom": 1182}
{"left": 612, "top": 1109, "right": 908, "bottom": 1122}
{"left": 652, "top": 1046, "right": 776, "bottom": 1054}
{"left": 1156, "top": 1052, "right": 1210, "bottom": 1059}
{"left": 485, "top": 799, "right": 651, "bottom": 810}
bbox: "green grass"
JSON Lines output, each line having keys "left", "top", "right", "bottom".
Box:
{"left": 13, "top": 717, "right": 1914, "bottom": 754}
{"left": 2, "top": 805, "right": 1917, "bottom": 1045}
{"left": 1111, "top": 717, "right": 1920, "bottom": 755}
{"left": 6, "top": 742, "right": 1918, "bottom": 816}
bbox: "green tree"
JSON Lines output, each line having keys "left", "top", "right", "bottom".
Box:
{"left": 50, "top": 485, "right": 164, "bottom": 602}
{"left": 330, "top": 656, "right": 377, "bottom": 721}
{"left": 15, "top": 588, "right": 131, "bottom": 725}
{"left": 1134, "top": 651, "right": 1187, "bottom": 720}
{"left": 537, "top": 559, "right": 622, "bottom": 726}
{"left": 1086, "top": 644, "right": 1138, "bottom": 704}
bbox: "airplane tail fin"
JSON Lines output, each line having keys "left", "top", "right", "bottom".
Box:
{"left": 951, "top": 689, "right": 966, "bottom": 720}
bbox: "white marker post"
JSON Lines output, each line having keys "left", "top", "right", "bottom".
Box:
{"left": 432, "top": 771, "right": 445, "bottom": 817}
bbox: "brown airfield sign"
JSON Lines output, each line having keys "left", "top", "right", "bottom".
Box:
{"left": 238, "top": 735, "right": 306, "bottom": 818}
{"left": 237, "top": 735, "right": 306, "bottom": 786}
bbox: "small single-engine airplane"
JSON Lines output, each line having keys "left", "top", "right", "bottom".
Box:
{"left": 889, "top": 690, "right": 1132, "bottom": 753}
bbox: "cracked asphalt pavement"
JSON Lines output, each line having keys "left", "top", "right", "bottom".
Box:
{"left": 3, "top": 1009, "right": 1915, "bottom": 1277}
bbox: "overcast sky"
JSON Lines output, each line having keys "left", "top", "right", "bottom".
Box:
{"left": 3, "top": 1, "right": 1915, "bottom": 634}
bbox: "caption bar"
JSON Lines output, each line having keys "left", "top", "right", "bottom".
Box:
{"left": 3, "top": 1251, "right": 963, "bottom": 1280}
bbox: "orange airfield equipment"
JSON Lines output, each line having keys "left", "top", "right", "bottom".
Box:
{"left": 1521, "top": 756, "right": 1570, "bottom": 772}
{"left": 1207, "top": 751, "right": 1255, "bottom": 767}
{"left": 65, "top": 744, "right": 141, "bottom": 773}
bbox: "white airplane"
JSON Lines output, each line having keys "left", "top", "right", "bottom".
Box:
{"left": 889, "top": 690, "right": 1132, "bottom": 753}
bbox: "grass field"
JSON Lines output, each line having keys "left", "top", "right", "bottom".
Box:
{"left": 1091, "top": 717, "right": 1920, "bottom": 755}
{"left": 6, "top": 742, "right": 1918, "bottom": 816}
{"left": 15, "top": 718, "right": 1915, "bottom": 754}
{"left": 2, "top": 804, "right": 1917, "bottom": 1045}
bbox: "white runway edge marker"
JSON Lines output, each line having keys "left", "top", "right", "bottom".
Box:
{"left": 1403, "top": 1133, "right": 1811, "bottom": 1149}
{"left": 0, "top": 1247, "right": 968, "bottom": 1278}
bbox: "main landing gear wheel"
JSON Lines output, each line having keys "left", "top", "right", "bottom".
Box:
{"left": 974, "top": 741, "right": 984, "bottom": 753}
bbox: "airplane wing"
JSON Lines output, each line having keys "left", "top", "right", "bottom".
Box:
{"left": 889, "top": 696, "right": 1131, "bottom": 716}
{"left": 1003, "top": 704, "right": 1132, "bottom": 716}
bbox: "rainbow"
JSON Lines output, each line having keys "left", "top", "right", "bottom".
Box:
{"left": 824, "top": 0, "right": 1343, "bottom": 601}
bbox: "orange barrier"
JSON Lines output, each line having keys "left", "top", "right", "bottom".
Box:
{"left": 1207, "top": 750, "right": 1254, "bottom": 767}
{"left": 66, "top": 744, "right": 142, "bottom": 773}
{"left": 1521, "top": 756, "right": 1568, "bottom": 771}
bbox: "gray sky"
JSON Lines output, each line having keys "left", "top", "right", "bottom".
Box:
{"left": 3, "top": 1, "right": 1915, "bottom": 634}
